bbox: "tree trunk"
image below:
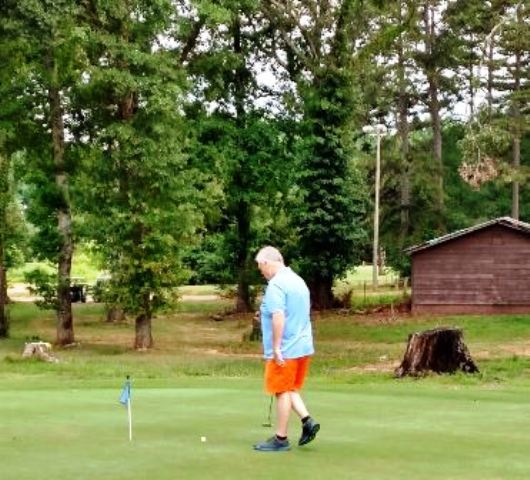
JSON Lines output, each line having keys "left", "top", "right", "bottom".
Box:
{"left": 0, "top": 154, "right": 8, "bottom": 338}
{"left": 487, "top": 40, "right": 494, "bottom": 119}
{"left": 106, "top": 305, "right": 126, "bottom": 323}
{"left": 423, "top": 3, "right": 444, "bottom": 219}
{"left": 467, "top": 36, "right": 475, "bottom": 118}
{"left": 308, "top": 276, "right": 334, "bottom": 310}
{"left": 48, "top": 63, "right": 74, "bottom": 346}
{"left": 232, "top": 17, "right": 252, "bottom": 314}
{"left": 235, "top": 200, "right": 252, "bottom": 313}
{"left": 510, "top": 35, "right": 521, "bottom": 220}
{"left": 397, "top": 4, "right": 411, "bottom": 246}
{"left": 235, "top": 275, "right": 252, "bottom": 313}
{"left": 512, "top": 137, "right": 520, "bottom": 220}
{"left": 134, "top": 312, "right": 153, "bottom": 349}
{"left": 248, "top": 310, "right": 262, "bottom": 341}
{"left": 0, "top": 253, "right": 8, "bottom": 338}
{"left": 431, "top": 89, "right": 443, "bottom": 213}
{"left": 394, "top": 327, "right": 479, "bottom": 377}
{"left": 134, "top": 294, "right": 153, "bottom": 349}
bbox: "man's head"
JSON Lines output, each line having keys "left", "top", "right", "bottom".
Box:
{"left": 255, "top": 246, "right": 284, "bottom": 280}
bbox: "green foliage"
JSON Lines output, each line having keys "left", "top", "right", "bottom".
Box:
{"left": 183, "top": 233, "right": 236, "bottom": 285}
{"left": 74, "top": 0, "right": 205, "bottom": 321}
{"left": 293, "top": 69, "right": 370, "bottom": 299}
{"left": 23, "top": 268, "right": 58, "bottom": 311}
{"left": 183, "top": 105, "right": 296, "bottom": 307}
{"left": 0, "top": 156, "right": 28, "bottom": 270}
{"left": 2, "top": 0, "right": 530, "bottom": 320}
{"left": 89, "top": 276, "right": 111, "bottom": 304}
{"left": 459, "top": 120, "right": 512, "bottom": 167}
{"left": 444, "top": 122, "right": 511, "bottom": 227}
{"left": 5, "top": 0, "right": 89, "bottom": 261}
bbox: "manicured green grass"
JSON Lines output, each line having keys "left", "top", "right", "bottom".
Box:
{"left": 3, "top": 303, "right": 530, "bottom": 478}
{"left": 2, "top": 378, "right": 530, "bottom": 479}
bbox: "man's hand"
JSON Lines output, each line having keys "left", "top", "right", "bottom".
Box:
{"left": 273, "top": 347, "right": 285, "bottom": 366}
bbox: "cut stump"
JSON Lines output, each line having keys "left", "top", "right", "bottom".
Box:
{"left": 394, "top": 327, "right": 478, "bottom": 378}
{"left": 248, "top": 311, "right": 262, "bottom": 341}
{"left": 22, "top": 341, "right": 59, "bottom": 363}
{"left": 242, "top": 311, "right": 262, "bottom": 342}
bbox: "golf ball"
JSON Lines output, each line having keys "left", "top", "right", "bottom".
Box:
{"left": 201, "top": 436, "right": 207, "bottom": 442}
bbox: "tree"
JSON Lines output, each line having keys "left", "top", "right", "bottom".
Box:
{"left": 0, "top": 152, "right": 11, "bottom": 337}
{"left": 183, "top": 0, "right": 296, "bottom": 312}
{"left": 0, "top": 7, "right": 24, "bottom": 337}
{"left": 394, "top": 1, "right": 415, "bottom": 247}
{"left": 412, "top": 0, "right": 461, "bottom": 225}
{"left": 4, "top": 0, "right": 87, "bottom": 345}
{"left": 363, "top": 0, "right": 420, "bottom": 262}
{"left": 457, "top": 0, "right": 529, "bottom": 219}
{"left": 496, "top": 1, "right": 530, "bottom": 219}
{"left": 263, "top": 0, "right": 370, "bottom": 308}
{"left": 76, "top": 0, "right": 207, "bottom": 349}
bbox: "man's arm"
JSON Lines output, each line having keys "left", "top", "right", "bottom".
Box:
{"left": 272, "top": 311, "right": 285, "bottom": 365}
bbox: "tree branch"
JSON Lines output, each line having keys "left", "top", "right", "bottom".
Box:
{"left": 179, "top": 16, "right": 206, "bottom": 64}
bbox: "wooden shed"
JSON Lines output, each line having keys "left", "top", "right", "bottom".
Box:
{"left": 407, "top": 217, "right": 530, "bottom": 314}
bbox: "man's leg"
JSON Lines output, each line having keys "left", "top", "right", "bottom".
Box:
{"left": 253, "top": 362, "right": 292, "bottom": 451}
{"left": 291, "top": 357, "right": 320, "bottom": 446}
{"left": 275, "top": 391, "right": 292, "bottom": 437}
{"left": 289, "top": 391, "right": 309, "bottom": 419}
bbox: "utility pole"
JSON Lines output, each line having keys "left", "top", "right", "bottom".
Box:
{"left": 363, "top": 124, "right": 387, "bottom": 288}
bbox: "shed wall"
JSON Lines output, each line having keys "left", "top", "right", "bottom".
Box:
{"left": 411, "top": 225, "right": 530, "bottom": 313}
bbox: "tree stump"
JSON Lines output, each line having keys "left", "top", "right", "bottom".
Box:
{"left": 106, "top": 305, "right": 126, "bottom": 323}
{"left": 22, "top": 341, "right": 59, "bottom": 363}
{"left": 248, "top": 311, "right": 262, "bottom": 341}
{"left": 394, "top": 327, "right": 478, "bottom": 378}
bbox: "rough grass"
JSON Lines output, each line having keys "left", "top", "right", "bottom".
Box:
{"left": 4, "top": 303, "right": 530, "bottom": 384}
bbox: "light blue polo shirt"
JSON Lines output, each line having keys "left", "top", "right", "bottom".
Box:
{"left": 260, "top": 266, "right": 314, "bottom": 360}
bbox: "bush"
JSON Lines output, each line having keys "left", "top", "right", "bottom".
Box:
{"left": 23, "top": 269, "right": 58, "bottom": 310}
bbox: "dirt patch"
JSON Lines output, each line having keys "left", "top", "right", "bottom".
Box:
{"left": 7, "top": 284, "right": 36, "bottom": 302}
{"left": 7, "top": 283, "right": 223, "bottom": 303}
{"left": 347, "top": 359, "right": 400, "bottom": 373}
{"left": 474, "top": 342, "right": 530, "bottom": 359}
{"left": 192, "top": 348, "right": 261, "bottom": 359}
{"left": 181, "top": 295, "right": 220, "bottom": 301}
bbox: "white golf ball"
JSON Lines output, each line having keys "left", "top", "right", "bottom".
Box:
{"left": 201, "top": 436, "right": 207, "bottom": 442}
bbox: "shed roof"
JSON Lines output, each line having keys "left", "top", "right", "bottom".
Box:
{"left": 406, "top": 217, "right": 530, "bottom": 255}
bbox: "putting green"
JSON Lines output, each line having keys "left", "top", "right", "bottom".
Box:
{"left": 2, "top": 378, "right": 530, "bottom": 479}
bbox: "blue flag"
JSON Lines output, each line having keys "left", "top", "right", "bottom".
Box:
{"left": 119, "top": 378, "right": 131, "bottom": 406}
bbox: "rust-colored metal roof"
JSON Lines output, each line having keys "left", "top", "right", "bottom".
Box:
{"left": 406, "top": 217, "right": 530, "bottom": 254}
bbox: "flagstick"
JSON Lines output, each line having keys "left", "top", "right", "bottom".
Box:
{"left": 127, "top": 396, "right": 132, "bottom": 442}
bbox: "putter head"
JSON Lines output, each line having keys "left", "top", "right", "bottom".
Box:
{"left": 262, "top": 421, "right": 272, "bottom": 428}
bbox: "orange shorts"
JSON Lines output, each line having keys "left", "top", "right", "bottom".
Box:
{"left": 264, "top": 356, "right": 311, "bottom": 394}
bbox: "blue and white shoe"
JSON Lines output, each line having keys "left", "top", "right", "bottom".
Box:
{"left": 253, "top": 436, "right": 291, "bottom": 452}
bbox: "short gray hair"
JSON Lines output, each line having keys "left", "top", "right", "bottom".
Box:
{"left": 255, "top": 246, "right": 284, "bottom": 264}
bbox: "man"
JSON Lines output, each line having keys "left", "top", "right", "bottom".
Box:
{"left": 253, "top": 246, "right": 320, "bottom": 452}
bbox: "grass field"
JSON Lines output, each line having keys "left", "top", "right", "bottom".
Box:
{"left": 4, "top": 379, "right": 530, "bottom": 480}
{"left": 2, "top": 300, "right": 530, "bottom": 479}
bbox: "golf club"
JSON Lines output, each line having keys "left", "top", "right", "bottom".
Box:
{"left": 262, "top": 395, "right": 273, "bottom": 427}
